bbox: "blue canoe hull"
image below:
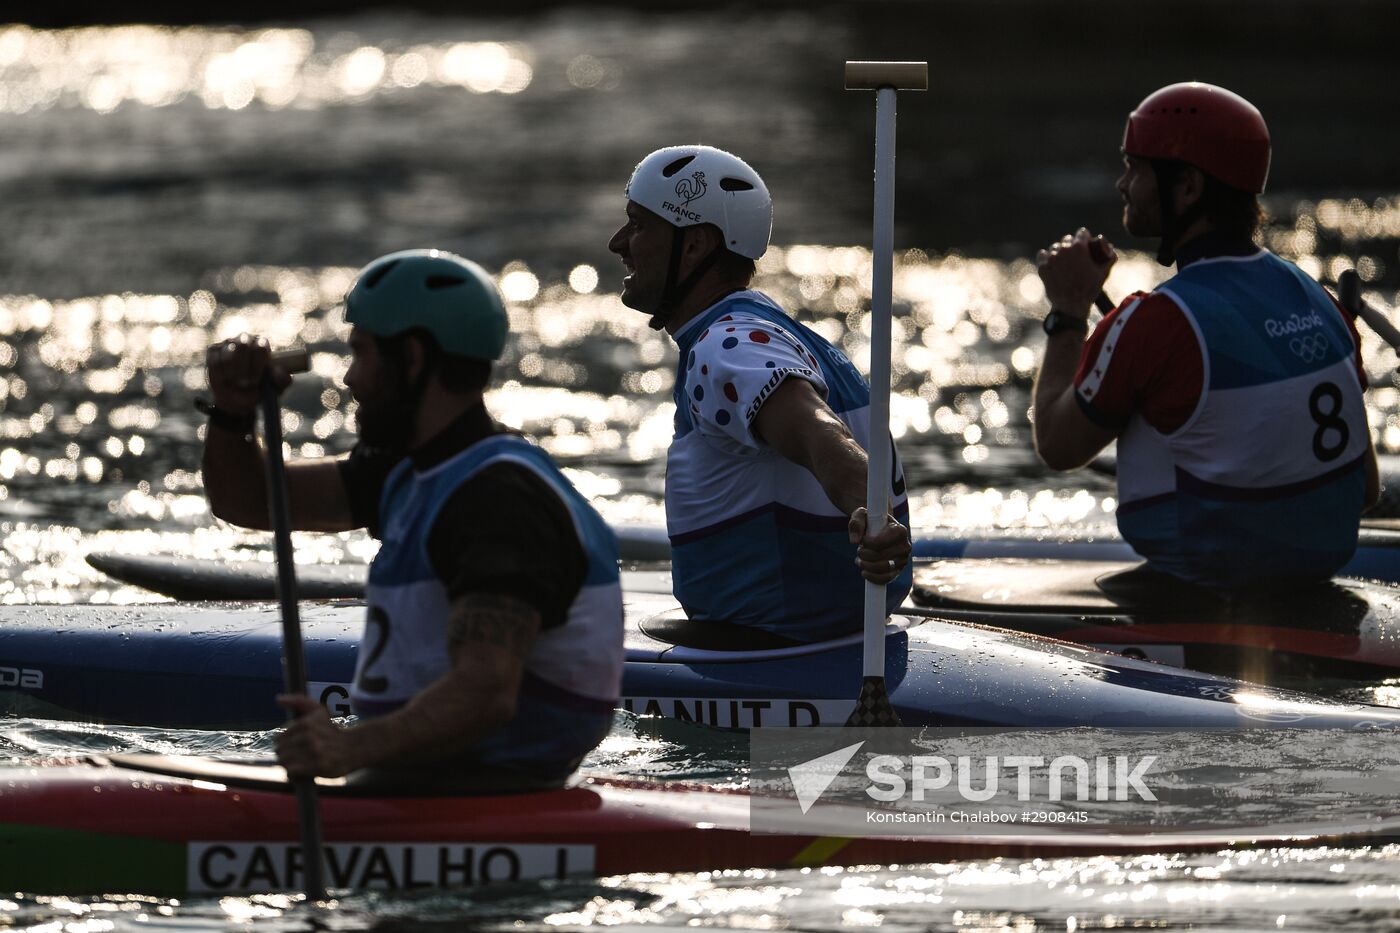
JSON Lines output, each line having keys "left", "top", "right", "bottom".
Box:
{"left": 2, "top": 592, "right": 1398, "bottom": 731}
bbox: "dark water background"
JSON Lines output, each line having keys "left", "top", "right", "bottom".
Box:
{"left": 3, "top": 5, "right": 1400, "bottom": 929}
{"left": 6, "top": 0, "right": 1400, "bottom": 297}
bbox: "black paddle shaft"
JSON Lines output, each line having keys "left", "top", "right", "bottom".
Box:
{"left": 260, "top": 380, "right": 314, "bottom": 700}
{"left": 259, "top": 375, "right": 328, "bottom": 900}
{"left": 1089, "top": 237, "right": 1116, "bottom": 316}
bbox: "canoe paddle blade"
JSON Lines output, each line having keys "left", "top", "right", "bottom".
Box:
{"left": 846, "top": 675, "right": 902, "bottom": 727}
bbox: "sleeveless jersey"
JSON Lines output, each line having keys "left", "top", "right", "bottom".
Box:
{"left": 1088, "top": 251, "right": 1369, "bottom": 589}
{"left": 349, "top": 434, "right": 624, "bottom": 773}
{"left": 667, "top": 290, "right": 912, "bottom": 642}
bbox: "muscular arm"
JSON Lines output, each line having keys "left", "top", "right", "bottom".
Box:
{"left": 753, "top": 377, "right": 870, "bottom": 515}
{"left": 752, "top": 377, "right": 910, "bottom": 581}
{"left": 201, "top": 428, "right": 355, "bottom": 532}
{"left": 200, "top": 333, "right": 356, "bottom": 531}
{"left": 1032, "top": 228, "right": 1119, "bottom": 470}
{"left": 1031, "top": 329, "right": 1117, "bottom": 470}
{"left": 278, "top": 593, "right": 542, "bottom": 775}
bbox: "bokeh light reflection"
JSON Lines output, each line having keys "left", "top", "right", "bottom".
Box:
{"left": 0, "top": 25, "right": 536, "bottom": 115}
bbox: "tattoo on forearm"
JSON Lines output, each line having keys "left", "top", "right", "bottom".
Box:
{"left": 447, "top": 593, "right": 541, "bottom": 658}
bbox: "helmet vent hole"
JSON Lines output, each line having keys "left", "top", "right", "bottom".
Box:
{"left": 425, "top": 275, "right": 468, "bottom": 290}
{"left": 362, "top": 259, "right": 401, "bottom": 289}
{"left": 719, "top": 177, "right": 754, "bottom": 192}
{"left": 661, "top": 155, "right": 696, "bottom": 177}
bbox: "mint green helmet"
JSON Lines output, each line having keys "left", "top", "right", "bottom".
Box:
{"left": 344, "top": 249, "right": 507, "bottom": 361}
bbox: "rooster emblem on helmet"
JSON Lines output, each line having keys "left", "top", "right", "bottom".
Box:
{"left": 674, "top": 171, "right": 706, "bottom": 207}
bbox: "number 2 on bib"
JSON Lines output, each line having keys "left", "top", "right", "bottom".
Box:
{"left": 355, "top": 606, "right": 392, "bottom": 694}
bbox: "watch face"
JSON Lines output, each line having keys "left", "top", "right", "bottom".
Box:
{"left": 1043, "top": 311, "right": 1087, "bottom": 336}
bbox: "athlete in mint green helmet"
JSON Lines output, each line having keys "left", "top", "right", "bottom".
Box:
{"left": 344, "top": 248, "right": 507, "bottom": 361}
{"left": 200, "top": 248, "right": 624, "bottom": 793}
{"left": 340, "top": 249, "right": 507, "bottom": 452}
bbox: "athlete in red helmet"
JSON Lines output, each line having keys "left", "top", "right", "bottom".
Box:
{"left": 1030, "top": 82, "right": 1379, "bottom": 592}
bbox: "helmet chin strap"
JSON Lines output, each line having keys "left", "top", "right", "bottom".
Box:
{"left": 1152, "top": 160, "right": 1208, "bottom": 267}
{"left": 648, "top": 225, "right": 726, "bottom": 330}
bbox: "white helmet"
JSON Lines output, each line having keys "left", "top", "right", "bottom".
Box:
{"left": 624, "top": 145, "right": 772, "bottom": 259}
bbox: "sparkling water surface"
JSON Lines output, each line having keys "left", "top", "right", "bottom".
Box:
{"left": 3, "top": 11, "right": 1400, "bottom": 930}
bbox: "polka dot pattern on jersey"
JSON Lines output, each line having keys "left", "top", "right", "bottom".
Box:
{"left": 682, "top": 307, "right": 836, "bottom": 446}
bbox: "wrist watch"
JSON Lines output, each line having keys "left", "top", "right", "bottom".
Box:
{"left": 194, "top": 397, "right": 257, "bottom": 438}
{"left": 1042, "top": 309, "right": 1089, "bottom": 336}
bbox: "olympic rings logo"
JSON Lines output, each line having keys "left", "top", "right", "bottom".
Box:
{"left": 1289, "top": 333, "right": 1330, "bottom": 363}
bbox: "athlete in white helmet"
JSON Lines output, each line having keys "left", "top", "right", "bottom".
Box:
{"left": 200, "top": 250, "right": 623, "bottom": 790}
{"left": 609, "top": 145, "right": 913, "bottom": 642}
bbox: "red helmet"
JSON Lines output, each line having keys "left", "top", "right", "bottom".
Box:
{"left": 1122, "top": 82, "right": 1271, "bottom": 193}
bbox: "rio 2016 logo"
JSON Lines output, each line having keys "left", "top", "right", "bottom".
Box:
{"left": 675, "top": 171, "right": 706, "bottom": 207}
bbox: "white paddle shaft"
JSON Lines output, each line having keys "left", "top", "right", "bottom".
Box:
{"left": 861, "top": 84, "right": 897, "bottom": 677}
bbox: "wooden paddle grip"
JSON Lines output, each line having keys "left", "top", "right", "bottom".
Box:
{"left": 844, "top": 61, "right": 928, "bottom": 90}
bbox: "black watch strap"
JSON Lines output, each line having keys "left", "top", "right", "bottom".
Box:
{"left": 194, "top": 397, "right": 257, "bottom": 437}
{"left": 1042, "top": 310, "right": 1090, "bottom": 336}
